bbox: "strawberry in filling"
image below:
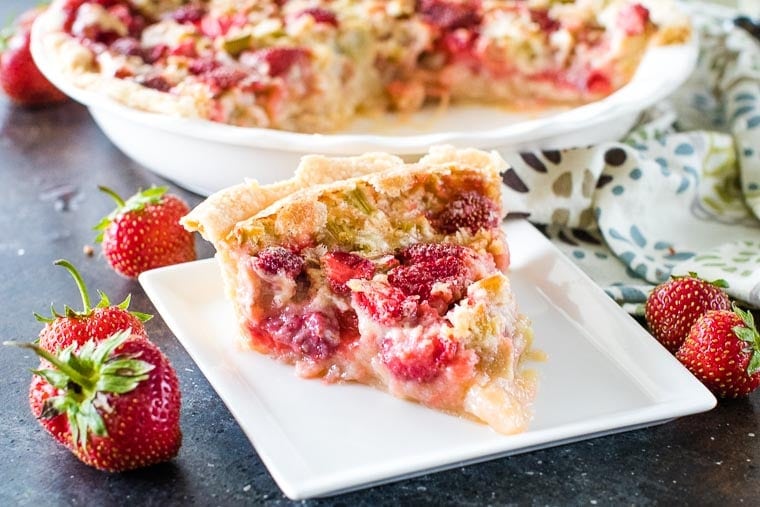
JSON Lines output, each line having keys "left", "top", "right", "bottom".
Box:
{"left": 240, "top": 238, "right": 504, "bottom": 399}
{"left": 294, "top": 8, "right": 339, "bottom": 27}
{"left": 618, "top": 3, "right": 650, "bottom": 36}
{"left": 430, "top": 191, "right": 500, "bottom": 234}
{"left": 417, "top": 0, "right": 483, "bottom": 31}
{"left": 529, "top": 9, "right": 560, "bottom": 33}
{"left": 381, "top": 333, "right": 458, "bottom": 383}
{"left": 255, "top": 246, "right": 304, "bottom": 277}
{"left": 352, "top": 283, "right": 418, "bottom": 326}
{"left": 139, "top": 74, "right": 172, "bottom": 92}
{"left": 198, "top": 66, "right": 249, "bottom": 93}
{"left": 110, "top": 36, "right": 141, "bottom": 56}
{"left": 170, "top": 4, "right": 206, "bottom": 25}
{"left": 388, "top": 243, "right": 481, "bottom": 315}
{"left": 199, "top": 12, "right": 247, "bottom": 37}
{"left": 262, "top": 309, "right": 340, "bottom": 360}
{"left": 241, "top": 47, "right": 312, "bottom": 78}
{"left": 322, "top": 251, "right": 375, "bottom": 295}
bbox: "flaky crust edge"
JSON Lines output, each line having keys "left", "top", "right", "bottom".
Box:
{"left": 34, "top": 4, "right": 207, "bottom": 118}
{"left": 181, "top": 146, "right": 508, "bottom": 249}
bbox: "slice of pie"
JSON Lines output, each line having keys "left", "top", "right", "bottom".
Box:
{"left": 37, "top": 0, "right": 690, "bottom": 132}
{"left": 182, "top": 146, "right": 537, "bottom": 434}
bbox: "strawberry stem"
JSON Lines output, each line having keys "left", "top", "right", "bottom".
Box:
{"left": 98, "top": 185, "right": 125, "bottom": 207}
{"left": 54, "top": 259, "right": 91, "bottom": 313}
{"left": 4, "top": 340, "right": 94, "bottom": 390}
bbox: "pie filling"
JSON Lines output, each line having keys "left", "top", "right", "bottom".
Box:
{"left": 220, "top": 167, "right": 536, "bottom": 433}
{"left": 52, "top": 0, "right": 663, "bottom": 130}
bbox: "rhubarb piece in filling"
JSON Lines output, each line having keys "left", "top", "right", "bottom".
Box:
{"left": 183, "top": 147, "right": 537, "bottom": 434}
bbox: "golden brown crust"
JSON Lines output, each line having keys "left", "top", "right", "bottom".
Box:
{"left": 181, "top": 151, "right": 405, "bottom": 245}
{"left": 182, "top": 147, "right": 507, "bottom": 251}
{"left": 240, "top": 157, "right": 503, "bottom": 251}
{"left": 33, "top": 10, "right": 207, "bottom": 118}
{"left": 182, "top": 146, "right": 509, "bottom": 319}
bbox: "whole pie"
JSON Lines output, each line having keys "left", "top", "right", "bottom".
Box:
{"left": 182, "top": 146, "right": 537, "bottom": 434}
{"left": 36, "top": 0, "right": 690, "bottom": 132}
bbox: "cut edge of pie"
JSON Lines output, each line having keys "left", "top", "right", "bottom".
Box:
{"left": 183, "top": 146, "right": 540, "bottom": 434}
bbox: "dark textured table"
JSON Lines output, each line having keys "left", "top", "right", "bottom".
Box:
{"left": 2, "top": 1, "right": 760, "bottom": 505}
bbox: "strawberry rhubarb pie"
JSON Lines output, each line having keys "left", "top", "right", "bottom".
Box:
{"left": 36, "top": 0, "right": 689, "bottom": 131}
{"left": 183, "top": 147, "right": 537, "bottom": 433}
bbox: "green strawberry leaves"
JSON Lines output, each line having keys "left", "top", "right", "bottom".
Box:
{"left": 106, "top": 292, "right": 152, "bottom": 323}
{"left": 33, "top": 260, "right": 152, "bottom": 323}
{"left": 94, "top": 186, "right": 168, "bottom": 243}
{"left": 0, "top": 25, "right": 12, "bottom": 53}
{"left": 732, "top": 304, "right": 760, "bottom": 375}
{"left": 674, "top": 271, "right": 729, "bottom": 289}
{"left": 10, "top": 330, "right": 154, "bottom": 449}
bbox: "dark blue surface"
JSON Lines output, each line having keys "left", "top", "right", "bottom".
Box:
{"left": 1, "top": 1, "right": 759, "bottom": 504}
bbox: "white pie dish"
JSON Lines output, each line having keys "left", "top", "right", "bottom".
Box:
{"left": 139, "top": 219, "right": 715, "bottom": 500}
{"left": 31, "top": 9, "right": 697, "bottom": 196}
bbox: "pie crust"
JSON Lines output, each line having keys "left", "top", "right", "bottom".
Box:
{"left": 183, "top": 146, "right": 538, "bottom": 433}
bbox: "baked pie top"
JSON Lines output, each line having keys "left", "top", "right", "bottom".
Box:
{"left": 37, "top": 0, "right": 690, "bottom": 131}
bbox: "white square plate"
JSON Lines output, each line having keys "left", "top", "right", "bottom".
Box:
{"left": 139, "top": 219, "right": 715, "bottom": 500}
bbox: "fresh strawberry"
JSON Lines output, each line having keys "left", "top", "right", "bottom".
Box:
{"left": 28, "top": 372, "right": 70, "bottom": 448}
{"left": 36, "top": 259, "right": 151, "bottom": 353}
{"left": 0, "top": 6, "right": 68, "bottom": 106}
{"left": 95, "top": 186, "right": 196, "bottom": 278}
{"left": 644, "top": 274, "right": 731, "bottom": 353}
{"left": 9, "top": 330, "right": 181, "bottom": 472}
{"left": 322, "top": 251, "right": 375, "bottom": 294}
{"left": 675, "top": 306, "right": 760, "bottom": 398}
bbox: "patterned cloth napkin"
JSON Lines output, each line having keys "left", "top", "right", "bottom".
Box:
{"left": 501, "top": 8, "right": 760, "bottom": 314}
